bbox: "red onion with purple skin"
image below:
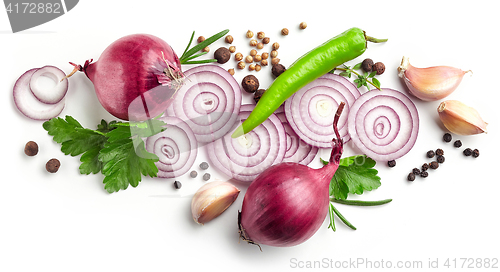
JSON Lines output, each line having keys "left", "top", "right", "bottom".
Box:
{"left": 67, "top": 34, "right": 183, "bottom": 121}
{"left": 238, "top": 102, "right": 345, "bottom": 249}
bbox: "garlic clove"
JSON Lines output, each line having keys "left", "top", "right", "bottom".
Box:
{"left": 191, "top": 181, "right": 240, "bottom": 225}
{"left": 437, "top": 100, "right": 488, "bottom": 135}
{"left": 398, "top": 56, "right": 470, "bottom": 101}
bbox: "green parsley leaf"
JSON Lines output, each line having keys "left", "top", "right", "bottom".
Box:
{"left": 322, "top": 155, "right": 381, "bottom": 200}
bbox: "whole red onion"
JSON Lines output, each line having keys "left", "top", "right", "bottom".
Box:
{"left": 239, "top": 102, "right": 345, "bottom": 248}
{"left": 70, "top": 34, "right": 183, "bottom": 121}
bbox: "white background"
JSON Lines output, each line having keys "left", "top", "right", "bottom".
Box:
{"left": 1, "top": 0, "right": 499, "bottom": 271}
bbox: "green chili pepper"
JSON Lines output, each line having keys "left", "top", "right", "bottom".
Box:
{"left": 231, "top": 27, "right": 387, "bottom": 138}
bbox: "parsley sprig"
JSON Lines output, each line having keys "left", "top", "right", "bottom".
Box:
{"left": 321, "top": 155, "right": 392, "bottom": 231}
{"left": 331, "top": 63, "right": 382, "bottom": 91}
{"left": 43, "top": 116, "right": 167, "bottom": 193}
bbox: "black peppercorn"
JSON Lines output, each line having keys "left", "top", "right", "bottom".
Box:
{"left": 387, "top": 160, "right": 396, "bottom": 167}
{"left": 422, "top": 163, "right": 429, "bottom": 171}
{"left": 241, "top": 75, "right": 260, "bottom": 93}
{"left": 412, "top": 168, "right": 421, "bottom": 175}
{"left": 214, "top": 47, "right": 231, "bottom": 64}
{"left": 271, "top": 64, "right": 286, "bottom": 77}
{"left": 427, "top": 150, "right": 435, "bottom": 158}
{"left": 437, "top": 155, "right": 445, "bottom": 163}
{"left": 24, "top": 141, "right": 38, "bottom": 156}
{"left": 190, "top": 170, "right": 198, "bottom": 178}
{"left": 454, "top": 140, "right": 462, "bottom": 148}
{"left": 202, "top": 173, "right": 211, "bottom": 181}
{"left": 372, "top": 62, "right": 385, "bottom": 75}
{"left": 420, "top": 171, "right": 429, "bottom": 178}
{"left": 407, "top": 172, "right": 415, "bottom": 181}
{"left": 199, "top": 162, "right": 209, "bottom": 170}
{"left": 361, "top": 58, "right": 374, "bottom": 72}
{"left": 472, "top": 149, "right": 480, "bottom": 158}
{"left": 429, "top": 161, "right": 439, "bottom": 170}
{"left": 435, "top": 148, "right": 444, "bottom": 156}
{"left": 173, "top": 180, "right": 182, "bottom": 189}
{"left": 463, "top": 148, "right": 472, "bottom": 156}
{"left": 46, "top": 158, "right": 60, "bottom": 173}
{"left": 443, "top": 133, "right": 452, "bottom": 142}
{"left": 253, "top": 89, "right": 266, "bottom": 104}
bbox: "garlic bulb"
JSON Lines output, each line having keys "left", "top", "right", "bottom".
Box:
{"left": 438, "top": 100, "right": 487, "bottom": 135}
{"left": 398, "top": 56, "right": 470, "bottom": 101}
{"left": 191, "top": 181, "right": 240, "bottom": 225}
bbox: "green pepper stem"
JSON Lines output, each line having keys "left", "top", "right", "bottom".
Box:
{"left": 335, "top": 67, "right": 382, "bottom": 91}
{"left": 330, "top": 198, "right": 393, "bottom": 206}
{"left": 365, "top": 35, "right": 388, "bottom": 43}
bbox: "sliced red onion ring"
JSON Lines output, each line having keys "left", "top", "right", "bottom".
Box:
{"left": 165, "top": 65, "right": 242, "bottom": 143}
{"left": 284, "top": 73, "right": 360, "bottom": 148}
{"left": 206, "top": 104, "right": 286, "bottom": 182}
{"left": 275, "top": 105, "right": 318, "bottom": 165}
{"left": 145, "top": 116, "right": 197, "bottom": 178}
{"left": 347, "top": 88, "right": 419, "bottom": 161}
{"left": 13, "top": 69, "right": 65, "bottom": 120}
{"left": 29, "top": 65, "right": 69, "bottom": 104}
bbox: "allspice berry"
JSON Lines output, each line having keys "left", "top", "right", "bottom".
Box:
{"left": 373, "top": 62, "right": 385, "bottom": 75}
{"left": 361, "top": 58, "right": 374, "bottom": 72}
{"left": 225, "top": 35, "right": 234, "bottom": 44}
{"left": 272, "top": 64, "right": 286, "bottom": 77}
{"left": 46, "top": 158, "right": 60, "bottom": 173}
{"left": 214, "top": 47, "right": 231, "bottom": 64}
{"left": 254, "top": 89, "right": 266, "bottom": 103}
{"left": 281, "top": 28, "right": 289, "bottom": 36}
{"left": 24, "top": 141, "right": 38, "bottom": 156}
{"left": 242, "top": 75, "right": 260, "bottom": 93}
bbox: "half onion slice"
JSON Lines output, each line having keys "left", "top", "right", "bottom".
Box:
{"left": 275, "top": 106, "right": 318, "bottom": 165}
{"left": 284, "top": 73, "right": 360, "bottom": 148}
{"left": 206, "top": 104, "right": 286, "bottom": 182}
{"left": 165, "top": 65, "right": 242, "bottom": 143}
{"left": 13, "top": 68, "right": 65, "bottom": 120}
{"left": 145, "top": 116, "right": 198, "bottom": 178}
{"left": 347, "top": 88, "right": 419, "bottom": 161}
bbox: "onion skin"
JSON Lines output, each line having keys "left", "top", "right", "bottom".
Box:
{"left": 79, "top": 34, "right": 183, "bottom": 121}
{"left": 239, "top": 103, "right": 345, "bottom": 248}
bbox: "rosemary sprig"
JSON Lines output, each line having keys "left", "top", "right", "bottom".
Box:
{"left": 180, "top": 29, "right": 229, "bottom": 65}
{"left": 331, "top": 63, "right": 382, "bottom": 91}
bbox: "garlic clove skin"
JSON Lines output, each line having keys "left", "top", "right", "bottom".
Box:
{"left": 398, "top": 56, "right": 470, "bottom": 101}
{"left": 438, "top": 100, "right": 488, "bottom": 135}
{"left": 191, "top": 181, "right": 240, "bottom": 225}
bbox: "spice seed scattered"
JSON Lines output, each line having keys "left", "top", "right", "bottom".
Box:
{"left": 299, "top": 22, "right": 307, "bottom": 29}
{"left": 46, "top": 158, "right": 60, "bottom": 173}
{"left": 427, "top": 150, "right": 435, "bottom": 158}
{"left": 472, "top": 149, "right": 480, "bottom": 158}
{"left": 225, "top": 35, "right": 234, "bottom": 44}
{"left": 202, "top": 173, "right": 211, "bottom": 181}
{"left": 200, "top": 162, "right": 209, "bottom": 170}
{"left": 173, "top": 180, "right": 182, "bottom": 189}
{"left": 361, "top": 58, "right": 374, "bottom": 72}
{"left": 407, "top": 173, "right": 416, "bottom": 181}
{"left": 254, "top": 89, "right": 265, "bottom": 103}
{"left": 214, "top": 47, "right": 231, "bottom": 64}
{"left": 463, "top": 148, "right": 472, "bottom": 156}
{"left": 443, "top": 133, "right": 452, "bottom": 142}
{"left": 387, "top": 160, "right": 396, "bottom": 168}
{"left": 420, "top": 171, "right": 429, "bottom": 178}
{"left": 24, "top": 141, "right": 39, "bottom": 156}
{"left": 435, "top": 148, "right": 444, "bottom": 156}
{"left": 412, "top": 168, "right": 421, "bottom": 175}
{"left": 429, "top": 161, "right": 439, "bottom": 169}
{"left": 257, "top": 31, "right": 265, "bottom": 39}
{"left": 454, "top": 140, "right": 462, "bottom": 148}
{"left": 281, "top": 28, "right": 289, "bottom": 36}
{"left": 437, "top": 155, "right": 445, "bottom": 163}
{"left": 190, "top": 170, "right": 198, "bottom": 178}
{"left": 422, "top": 163, "right": 429, "bottom": 171}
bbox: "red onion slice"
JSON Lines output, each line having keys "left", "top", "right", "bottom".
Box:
{"left": 165, "top": 65, "right": 242, "bottom": 143}
{"left": 206, "top": 104, "right": 286, "bottom": 182}
{"left": 29, "top": 65, "right": 69, "bottom": 104}
{"left": 284, "top": 73, "right": 360, "bottom": 148}
{"left": 275, "top": 106, "right": 318, "bottom": 165}
{"left": 347, "top": 88, "right": 419, "bottom": 161}
{"left": 13, "top": 69, "right": 65, "bottom": 120}
{"left": 145, "top": 116, "right": 197, "bottom": 178}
